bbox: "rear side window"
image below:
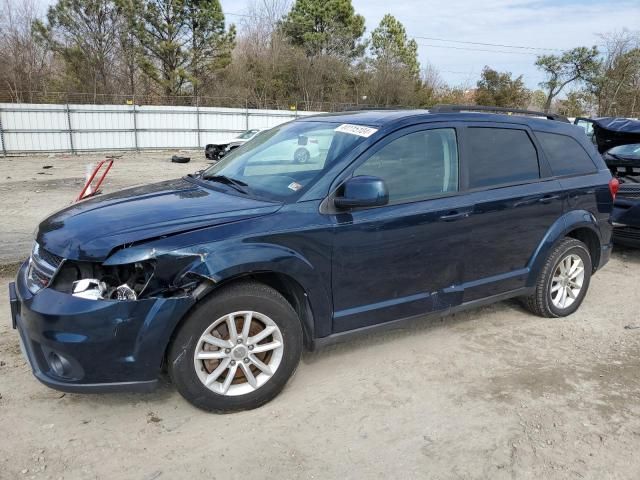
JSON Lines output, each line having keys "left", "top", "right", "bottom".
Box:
{"left": 535, "top": 131, "right": 597, "bottom": 176}
{"left": 467, "top": 127, "right": 540, "bottom": 189}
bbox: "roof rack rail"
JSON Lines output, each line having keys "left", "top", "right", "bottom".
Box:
{"left": 430, "top": 105, "right": 570, "bottom": 123}
{"left": 349, "top": 106, "right": 413, "bottom": 111}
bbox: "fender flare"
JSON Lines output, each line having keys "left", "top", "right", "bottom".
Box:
{"left": 526, "top": 209, "right": 603, "bottom": 287}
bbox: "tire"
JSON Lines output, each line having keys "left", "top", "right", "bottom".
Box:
{"left": 293, "top": 147, "right": 310, "bottom": 164}
{"left": 168, "top": 282, "right": 303, "bottom": 413}
{"left": 522, "top": 238, "right": 592, "bottom": 318}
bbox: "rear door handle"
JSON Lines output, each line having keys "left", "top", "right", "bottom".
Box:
{"left": 538, "top": 194, "right": 560, "bottom": 204}
{"left": 439, "top": 210, "right": 470, "bottom": 222}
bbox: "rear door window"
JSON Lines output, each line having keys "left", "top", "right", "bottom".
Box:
{"left": 466, "top": 127, "right": 540, "bottom": 189}
{"left": 535, "top": 131, "right": 597, "bottom": 177}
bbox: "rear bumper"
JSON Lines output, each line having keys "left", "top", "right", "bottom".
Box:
{"left": 611, "top": 200, "right": 640, "bottom": 248}
{"left": 613, "top": 226, "right": 640, "bottom": 248}
{"left": 9, "top": 261, "right": 195, "bottom": 393}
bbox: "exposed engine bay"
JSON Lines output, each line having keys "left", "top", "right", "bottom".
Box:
{"left": 50, "top": 261, "right": 153, "bottom": 300}
{"left": 49, "top": 259, "right": 206, "bottom": 301}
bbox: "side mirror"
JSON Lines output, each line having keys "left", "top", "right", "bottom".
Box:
{"left": 334, "top": 175, "right": 389, "bottom": 209}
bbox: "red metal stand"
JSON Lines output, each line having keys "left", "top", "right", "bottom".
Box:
{"left": 75, "top": 159, "right": 114, "bottom": 202}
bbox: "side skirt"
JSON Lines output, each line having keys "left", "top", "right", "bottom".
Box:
{"left": 311, "top": 287, "right": 533, "bottom": 350}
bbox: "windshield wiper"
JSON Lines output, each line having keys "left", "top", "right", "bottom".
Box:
{"left": 201, "top": 174, "right": 250, "bottom": 194}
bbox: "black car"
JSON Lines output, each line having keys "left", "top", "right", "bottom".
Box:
{"left": 603, "top": 143, "right": 640, "bottom": 174}
{"left": 575, "top": 117, "right": 640, "bottom": 246}
{"left": 205, "top": 129, "right": 261, "bottom": 160}
{"left": 10, "top": 106, "right": 615, "bottom": 412}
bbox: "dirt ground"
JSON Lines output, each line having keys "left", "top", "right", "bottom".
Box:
{"left": 1, "top": 152, "right": 640, "bottom": 479}
{"left": 0, "top": 151, "right": 210, "bottom": 264}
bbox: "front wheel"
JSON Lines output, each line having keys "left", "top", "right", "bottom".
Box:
{"left": 522, "top": 238, "right": 592, "bottom": 318}
{"left": 168, "top": 282, "right": 303, "bottom": 412}
{"left": 293, "top": 147, "right": 310, "bottom": 163}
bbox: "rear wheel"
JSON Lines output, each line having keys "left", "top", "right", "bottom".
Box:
{"left": 168, "top": 282, "right": 303, "bottom": 412}
{"left": 522, "top": 238, "right": 592, "bottom": 318}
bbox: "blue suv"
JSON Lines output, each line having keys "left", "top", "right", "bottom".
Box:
{"left": 9, "top": 106, "right": 616, "bottom": 412}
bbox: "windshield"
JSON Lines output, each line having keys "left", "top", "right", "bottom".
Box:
{"left": 202, "top": 121, "right": 368, "bottom": 201}
{"left": 237, "top": 129, "right": 260, "bottom": 140}
{"left": 608, "top": 144, "right": 640, "bottom": 158}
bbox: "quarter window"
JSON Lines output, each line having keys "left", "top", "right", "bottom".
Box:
{"left": 535, "top": 131, "right": 597, "bottom": 176}
{"left": 354, "top": 128, "right": 459, "bottom": 203}
{"left": 467, "top": 127, "right": 540, "bottom": 189}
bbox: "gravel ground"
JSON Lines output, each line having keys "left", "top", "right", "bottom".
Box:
{"left": 1, "top": 153, "right": 640, "bottom": 479}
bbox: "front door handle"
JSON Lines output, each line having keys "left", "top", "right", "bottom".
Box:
{"left": 439, "top": 210, "right": 470, "bottom": 222}
{"left": 538, "top": 194, "right": 560, "bottom": 204}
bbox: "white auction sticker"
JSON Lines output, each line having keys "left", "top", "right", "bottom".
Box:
{"left": 334, "top": 124, "right": 378, "bottom": 138}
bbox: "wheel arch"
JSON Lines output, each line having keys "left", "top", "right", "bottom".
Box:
{"left": 162, "top": 270, "right": 319, "bottom": 370}
{"left": 565, "top": 227, "right": 601, "bottom": 272}
{"left": 527, "top": 210, "right": 604, "bottom": 286}
{"left": 213, "top": 271, "right": 316, "bottom": 350}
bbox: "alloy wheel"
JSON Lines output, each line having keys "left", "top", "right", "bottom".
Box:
{"left": 550, "top": 253, "right": 585, "bottom": 309}
{"left": 193, "top": 311, "right": 284, "bottom": 396}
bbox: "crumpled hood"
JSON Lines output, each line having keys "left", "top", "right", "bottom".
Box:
{"left": 36, "top": 177, "right": 280, "bottom": 261}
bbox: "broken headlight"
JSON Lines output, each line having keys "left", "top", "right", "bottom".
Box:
{"left": 50, "top": 260, "right": 154, "bottom": 301}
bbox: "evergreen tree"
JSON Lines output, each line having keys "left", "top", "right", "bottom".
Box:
{"left": 34, "top": 0, "right": 122, "bottom": 96}
{"left": 370, "top": 14, "right": 419, "bottom": 78}
{"left": 119, "top": 0, "right": 234, "bottom": 96}
{"left": 280, "top": 0, "right": 366, "bottom": 59}
{"left": 475, "top": 66, "right": 530, "bottom": 108}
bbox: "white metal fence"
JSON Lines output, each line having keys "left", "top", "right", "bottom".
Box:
{"left": 0, "top": 103, "right": 320, "bottom": 156}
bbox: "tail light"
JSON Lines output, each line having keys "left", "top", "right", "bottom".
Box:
{"left": 609, "top": 177, "right": 620, "bottom": 200}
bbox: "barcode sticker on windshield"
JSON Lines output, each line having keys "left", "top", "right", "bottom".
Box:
{"left": 335, "top": 124, "right": 378, "bottom": 138}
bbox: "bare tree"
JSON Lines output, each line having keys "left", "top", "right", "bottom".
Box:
{"left": 242, "top": 0, "right": 291, "bottom": 40}
{"left": 592, "top": 30, "right": 640, "bottom": 116}
{"left": 0, "top": 0, "right": 53, "bottom": 102}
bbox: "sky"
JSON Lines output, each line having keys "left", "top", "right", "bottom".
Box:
{"left": 220, "top": 0, "right": 640, "bottom": 89}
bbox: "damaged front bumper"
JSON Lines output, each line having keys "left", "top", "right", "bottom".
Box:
{"left": 9, "top": 261, "right": 196, "bottom": 393}
{"left": 205, "top": 144, "right": 227, "bottom": 160}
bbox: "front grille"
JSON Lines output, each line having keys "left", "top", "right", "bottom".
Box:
{"left": 618, "top": 183, "right": 640, "bottom": 200}
{"left": 38, "top": 247, "right": 63, "bottom": 269}
{"left": 25, "top": 243, "right": 64, "bottom": 294}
